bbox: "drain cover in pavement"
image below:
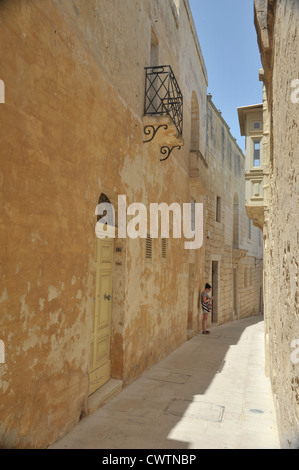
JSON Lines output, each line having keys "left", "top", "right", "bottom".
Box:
{"left": 249, "top": 409, "right": 264, "bottom": 414}
{"left": 164, "top": 398, "right": 225, "bottom": 422}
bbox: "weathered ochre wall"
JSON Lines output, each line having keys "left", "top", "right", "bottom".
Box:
{"left": 0, "top": 0, "right": 137, "bottom": 447}
{"left": 254, "top": 0, "right": 299, "bottom": 448}
{"left": 0, "top": 0, "right": 208, "bottom": 448}
{"left": 204, "top": 97, "right": 263, "bottom": 326}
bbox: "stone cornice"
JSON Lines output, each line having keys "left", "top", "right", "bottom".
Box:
{"left": 254, "top": 0, "right": 276, "bottom": 83}
{"left": 182, "top": 0, "right": 208, "bottom": 86}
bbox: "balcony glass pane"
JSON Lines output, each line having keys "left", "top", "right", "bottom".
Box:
{"left": 253, "top": 141, "right": 260, "bottom": 167}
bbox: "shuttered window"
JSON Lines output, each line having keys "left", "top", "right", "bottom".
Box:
{"left": 162, "top": 238, "right": 167, "bottom": 260}
{"left": 145, "top": 234, "right": 152, "bottom": 260}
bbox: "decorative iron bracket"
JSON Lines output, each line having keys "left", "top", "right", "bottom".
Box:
{"left": 143, "top": 124, "right": 182, "bottom": 162}
{"left": 143, "top": 124, "right": 168, "bottom": 143}
{"left": 160, "top": 146, "right": 181, "bottom": 162}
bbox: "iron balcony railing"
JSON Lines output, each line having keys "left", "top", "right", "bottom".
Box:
{"left": 144, "top": 65, "right": 183, "bottom": 136}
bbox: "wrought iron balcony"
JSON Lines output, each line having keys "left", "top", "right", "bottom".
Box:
{"left": 144, "top": 65, "right": 183, "bottom": 136}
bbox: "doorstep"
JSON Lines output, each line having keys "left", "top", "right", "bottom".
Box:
{"left": 88, "top": 379, "right": 123, "bottom": 415}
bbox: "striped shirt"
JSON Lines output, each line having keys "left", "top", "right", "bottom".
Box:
{"left": 201, "top": 291, "right": 211, "bottom": 313}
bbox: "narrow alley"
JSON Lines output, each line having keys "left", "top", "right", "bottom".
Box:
{"left": 1, "top": 0, "right": 298, "bottom": 449}
{"left": 49, "top": 316, "right": 279, "bottom": 450}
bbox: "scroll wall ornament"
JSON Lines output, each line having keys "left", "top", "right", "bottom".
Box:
{"left": 160, "top": 145, "right": 182, "bottom": 162}
{"left": 143, "top": 124, "right": 168, "bottom": 143}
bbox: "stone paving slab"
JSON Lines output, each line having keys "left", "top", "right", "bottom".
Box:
{"left": 49, "top": 316, "right": 280, "bottom": 449}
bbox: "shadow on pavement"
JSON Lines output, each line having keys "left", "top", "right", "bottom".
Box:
{"left": 49, "top": 315, "right": 266, "bottom": 449}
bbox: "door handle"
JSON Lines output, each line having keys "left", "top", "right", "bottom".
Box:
{"left": 104, "top": 294, "right": 111, "bottom": 301}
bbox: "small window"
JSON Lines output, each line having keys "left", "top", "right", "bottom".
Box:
{"left": 253, "top": 140, "right": 261, "bottom": 167}
{"left": 248, "top": 219, "right": 252, "bottom": 240}
{"left": 162, "top": 238, "right": 167, "bottom": 260}
{"left": 253, "top": 121, "right": 261, "bottom": 130}
{"left": 216, "top": 196, "right": 221, "bottom": 223}
{"left": 150, "top": 29, "right": 159, "bottom": 67}
{"left": 145, "top": 234, "right": 152, "bottom": 260}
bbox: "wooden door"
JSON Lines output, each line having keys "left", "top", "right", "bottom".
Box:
{"left": 89, "top": 237, "right": 113, "bottom": 396}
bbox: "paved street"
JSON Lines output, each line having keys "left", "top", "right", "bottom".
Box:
{"left": 49, "top": 316, "right": 280, "bottom": 449}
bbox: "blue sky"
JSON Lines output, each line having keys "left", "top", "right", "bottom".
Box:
{"left": 189, "top": 0, "right": 263, "bottom": 153}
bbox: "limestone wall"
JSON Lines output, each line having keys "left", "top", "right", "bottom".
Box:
{"left": 254, "top": 0, "right": 299, "bottom": 448}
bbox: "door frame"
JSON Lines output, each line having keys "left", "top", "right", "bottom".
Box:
{"left": 211, "top": 260, "right": 219, "bottom": 324}
{"left": 89, "top": 225, "right": 115, "bottom": 396}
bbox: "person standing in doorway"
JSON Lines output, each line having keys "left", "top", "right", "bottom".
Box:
{"left": 201, "top": 283, "right": 213, "bottom": 334}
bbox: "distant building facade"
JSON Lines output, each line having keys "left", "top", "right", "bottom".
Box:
{"left": 203, "top": 96, "right": 263, "bottom": 329}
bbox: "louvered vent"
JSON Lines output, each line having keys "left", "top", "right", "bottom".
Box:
{"left": 145, "top": 234, "right": 152, "bottom": 260}
{"left": 162, "top": 238, "right": 167, "bottom": 259}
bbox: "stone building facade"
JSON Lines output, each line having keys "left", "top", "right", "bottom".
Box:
{"left": 203, "top": 96, "right": 263, "bottom": 329}
{"left": 253, "top": 0, "right": 299, "bottom": 448}
{"left": 0, "top": 0, "right": 262, "bottom": 448}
